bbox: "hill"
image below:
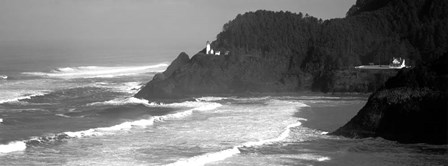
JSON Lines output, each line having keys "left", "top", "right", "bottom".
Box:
{"left": 135, "top": 0, "right": 448, "bottom": 144}
{"left": 135, "top": 0, "right": 446, "bottom": 100}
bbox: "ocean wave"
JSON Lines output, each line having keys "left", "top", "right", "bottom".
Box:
{"left": 195, "top": 96, "right": 228, "bottom": 102}
{"left": 93, "top": 81, "right": 144, "bottom": 94}
{"left": 0, "top": 75, "right": 7, "bottom": 80}
{"left": 166, "top": 120, "right": 306, "bottom": 166}
{"left": 0, "top": 111, "right": 195, "bottom": 154}
{"left": 0, "top": 91, "right": 49, "bottom": 104}
{"left": 0, "top": 141, "right": 27, "bottom": 154}
{"left": 55, "top": 114, "right": 71, "bottom": 118}
{"left": 87, "top": 97, "right": 157, "bottom": 107}
{"left": 266, "top": 99, "right": 311, "bottom": 108}
{"left": 88, "top": 97, "right": 223, "bottom": 111}
{"left": 294, "top": 154, "right": 331, "bottom": 161}
{"left": 228, "top": 96, "right": 271, "bottom": 101}
{"left": 67, "top": 100, "right": 221, "bottom": 138}
{"left": 22, "top": 63, "right": 168, "bottom": 79}
{"left": 61, "top": 110, "right": 197, "bottom": 139}
{"left": 0, "top": 99, "right": 222, "bottom": 154}
{"left": 294, "top": 96, "right": 366, "bottom": 101}
{"left": 163, "top": 101, "right": 223, "bottom": 111}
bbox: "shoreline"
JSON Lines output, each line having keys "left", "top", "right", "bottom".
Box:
{"left": 298, "top": 99, "right": 367, "bottom": 133}
{"left": 135, "top": 90, "right": 371, "bottom": 103}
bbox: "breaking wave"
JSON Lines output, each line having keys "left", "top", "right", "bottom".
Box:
{"left": 292, "top": 154, "right": 331, "bottom": 162}
{"left": 195, "top": 96, "right": 228, "bottom": 102}
{"left": 266, "top": 99, "right": 311, "bottom": 108}
{"left": 87, "top": 97, "right": 157, "bottom": 107}
{"left": 167, "top": 120, "right": 306, "bottom": 166}
{"left": 55, "top": 114, "right": 71, "bottom": 118}
{"left": 0, "top": 91, "right": 49, "bottom": 104}
{"left": 22, "top": 63, "right": 168, "bottom": 79}
{"left": 88, "top": 97, "right": 223, "bottom": 111}
{"left": 0, "top": 141, "right": 27, "bottom": 154}
{"left": 93, "top": 81, "right": 144, "bottom": 94}
{"left": 0, "top": 99, "right": 222, "bottom": 154}
{"left": 32, "top": 100, "right": 221, "bottom": 143}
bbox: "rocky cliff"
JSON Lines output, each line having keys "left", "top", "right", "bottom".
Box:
{"left": 332, "top": 54, "right": 447, "bottom": 144}
{"left": 136, "top": 0, "right": 447, "bottom": 101}
{"left": 330, "top": 0, "right": 448, "bottom": 144}
{"left": 135, "top": 0, "right": 448, "bottom": 144}
{"left": 135, "top": 51, "right": 308, "bottom": 100}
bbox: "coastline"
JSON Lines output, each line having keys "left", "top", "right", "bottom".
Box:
{"left": 133, "top": 0, "right": 448, "bottom": 145}
{"left": 298, "top": 98, "right": 367, "bottom": 133}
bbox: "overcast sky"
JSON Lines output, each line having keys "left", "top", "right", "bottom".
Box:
{"left": 0, "top": 0, "right": 356, "bottom": 59}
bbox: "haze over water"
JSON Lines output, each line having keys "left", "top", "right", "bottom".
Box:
{"left": 0, "top": 0, "right": 355, "bottom": 74}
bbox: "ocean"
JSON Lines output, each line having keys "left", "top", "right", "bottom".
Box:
{"left": 0, "top": 55, "right": 447, "bottom": 166}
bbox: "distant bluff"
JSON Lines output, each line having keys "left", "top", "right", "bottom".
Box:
{"left": 135, "top": 0, "right": 447, "bottom": 100}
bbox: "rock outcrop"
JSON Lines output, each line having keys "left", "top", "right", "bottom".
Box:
{"left": 330, "top": 0, "right": 448, "bottom": 144}
{"left": 136, "top": 0, "right": 447, "bottom": 101}
{"left": 135, "top": 0, "right": 448, "bottom": 144}
{"left": 135, "top": 51, "right": 310, "bottom": 100}
{"left": 135, "top": 52, "right": 190, "bottom": 99}
{"left": 332, "top": 55, "right": 448, "bottom": 144}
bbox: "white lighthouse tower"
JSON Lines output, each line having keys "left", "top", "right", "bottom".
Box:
{"left": 206, "top": 41, "right": 211, "bottom": 54}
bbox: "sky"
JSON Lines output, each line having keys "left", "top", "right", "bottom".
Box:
{"left": 0, "top": 0, "right": 356, "bottom": 65}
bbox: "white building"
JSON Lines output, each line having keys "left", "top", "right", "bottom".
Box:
{"left": 206, "top": 41, "right": 224, "bottom": 56}
{"left": 206, "top": 41, "right": 211, "bottom": 54}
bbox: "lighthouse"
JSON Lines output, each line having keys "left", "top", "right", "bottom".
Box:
{"left": 206, "top": 41, "right": 211, "bottom": 54}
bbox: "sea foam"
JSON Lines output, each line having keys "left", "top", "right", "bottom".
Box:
{"left": 167, "top": 120, "right": 305, "bottom": 166}
{"left": 195, "top": 96, "right": 228, "bottom": 102}
{"left": 87, "top": 97, "right": 158, "bottom": 107}
{"left": 290, "top": 154, "right": 331, "bottom": 162}
{"left": 0, "top": 98, "right": 222, "bottom": 154}
{"left": 39, "top": 99, "right": 220, "bottom": 141}
{"left": 166, "top": 99, "right": 318, "bottom": 166}
{"left": 22, "top": 63, "right": 168, "bottom": 79}
{"left": 0, "top": 141, "right": 27, "bottom": 154}
{"left": 65, "top": 100, "right": 221, "bottom": 139}
{"left": 88, "top": 97, "right": 223, "bottom": 111}
{"left": 92, "top": 81, "right": 144, "bottom": 94}
{"left": 0, "top": 91, "right": 49, "bottom": 104}
{"left": 0, "top": 75, "right": 7, "bottom": 80}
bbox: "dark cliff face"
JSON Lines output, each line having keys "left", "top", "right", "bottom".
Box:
{"left": 136, "top": 0, "right": 447, "bottom": 101}
{"left": 331, "top": 0, "right": 448, "bottom": 144}
{"left": 135, "top": 51, "right": 310, "bottom": 100}
{"left": 134, "top": 52, "right": 190, "bottom": 99}
{"left": 135, "top": 0, "right": 447, "bottom": 144}
{"left": 332, "top": 55, "right": 448, "bottom": 144}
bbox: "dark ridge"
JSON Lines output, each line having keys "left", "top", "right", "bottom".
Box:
{"left": 346, "top": 0, "right": 392, "bottom": 17}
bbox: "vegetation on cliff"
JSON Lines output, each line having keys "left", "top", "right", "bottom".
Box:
{"left": 212, "top": 0, "right": 447, "bottom": 92}
{"left": 135, "top": 0, "right": 447, "bottom": 144}
{"left": 136, "top": 0, "right": 447, "bottom": 99}
{"left": 330, "top": 0, "right": 448, "bottom": 144}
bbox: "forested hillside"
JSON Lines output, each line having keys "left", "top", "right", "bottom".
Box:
{"left": 211, "top": 0, "right": 446, "bottom": 92}
{"left": 135, "top": 0, "right": 447, "bottom": 100}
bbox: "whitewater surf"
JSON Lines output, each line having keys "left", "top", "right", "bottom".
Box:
{"left": 1, "top": 64, "right": 446, "bottom": 166}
